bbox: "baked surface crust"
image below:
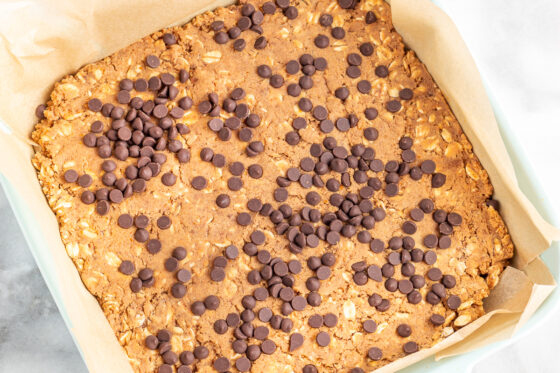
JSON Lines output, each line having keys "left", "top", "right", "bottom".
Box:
{"left": 32, "top": 0, "right": 514, "bottom": 371}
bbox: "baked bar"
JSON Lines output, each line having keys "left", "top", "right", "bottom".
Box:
{"left": 32, "top": 0, "right": 514, "bottom": 371}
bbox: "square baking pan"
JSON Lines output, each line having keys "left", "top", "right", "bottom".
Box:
{"left": 1, "top": 1, "right": 558, "bottom": 372}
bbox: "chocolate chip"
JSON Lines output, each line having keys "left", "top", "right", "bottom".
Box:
{"left": 374, "top": 65, "right": 389, "bottom": 78}
{"left": 438, "top": 234, "right": 451, "bottom": 249}
{"left": 331, "top": 27, "right": 345, "bottom": 39}
{"left": 308, "top": 314, "right": 323, "bottom": 329}
{"left": 486, "top": 198, "right": 500, "bottom": 210}
{"left": 386, "top": 100, "right": 402, "bottom": 113}
{"left": 447, "top": 212, "right": 463, "bottom": 226}
{"left": 403, "top": 341, "right": 418, "bottom": 354}
{"left": 385, "top": 183, "right": 399, "bottom": 196}
{"left": 432, "top": 172, "right": 446, "bottom": 188}
{"left": 252, "top": 11, "right": 264, "bottom": 25}
{"left": 346, "top": 65, "right": 361, "bottom": 78}
{"left": 289, "top": 333, "right": 304, "bottom": 352}
{"left": 316, "top": 331, "right": 330, "bottom": 347}
{"left": 159, "top": 364, "right": 173, "bottom": 373}
{"left": 313, "top": 313, "right": 334, "bottom": 330}
{"left": 400, "top": 88, "right": 414, "bottom": 100}
{"left": 402, "top": 149, "right": 416, "bottom": 163}
{"left": 254, "top": 36, "right": 267, "bottom": 49}
{"left": 214, "top": 31, "right": 229, "bottom": 44}
{"left": 402, "top": 262, "right": 416, "bottom": 277}
{"left": 305, "top": 191, "right": 320, "bottom": 206}
{"left": 367, "top": 347, "right": 383, "bottom": 361}
{"left": 226, "top": 162, "right": 243, "bottom": 176}
{"left": 179, "top": 351, "right": 195, "bottom": 366}
{"left": 316, "top": 12, "right": 334, "bottom": 27}
{"left": 176, "top": 269, "right": 191, "bottom": 283}
{"left": 147, "top": 239, "right": 162, "bottom": 254}
{"left": 203, "top": 295, "right": 220, "bottom": 310}
{"left": 157, "top": 215, "right": 171, "bottom": 230}
{"left": 338, "top": 0, "right": 354, "bottom": 8}
{"left": 359, "top": 42, "right": 374, "bottom": 56}
{"left": 193, "top": 346, "right": 208, "bottom": 360}
{"left": 191, "top": 176, "right": 207, "bottom": 190}
{"left": 87, "top": 98, "right": 102, "bottom": 112}
{"left": 284, "top": 6, "right": 298, "bottom": 19}
{"left": 146, "top": 55, "right": 160, "bottom": 68}
{"left": 261, "top": 1, "right": 276, "bottom": 13}
{"left": 232, "top": 339, "right": 247, "bottom": 354}
{"left": 363, "top": 319, "right": 377, "bottom": 333}
{"left": 368, "top": 294, "right": 382, "bottom": 307}
{"left": 283, "top": 61, "right": 300, "bottom": 76}
{"left": 285, "top": 131, "right": 300, "bottom": 145}
{"left": 163, "top": 257, "right": 179, "bottom": 272}
{"left": 133, "top": 228, "right": 148, "bottom": 242}
{"left": 77, "top": 174, "right": 92, "bottom": 188}
{"left": 260, "top": 339, "right": 276, "bottom": 355}
{"left": 190, "top": 301, "right": 206, "bottom": 316}
{"left": 117, "top": 259, "right": 135, "bottom": 275}
{"left": 210, "top": 267, "right": 225, "bottom": 282}
{"left": 418, "top": 160, "right": 436, "bottom": 175}
{"left": 233, "top": 39, "right": 246, "bottom": 51}
{"left": 423, "top": 234, "right": 438, "bottom": 248}
{"left": 363, "top": 9, "right": 377, "bottom": 22}
{"left": 171, "top": 283, "right": 187, "bottom": 298}
{"left": 161, "top": 172, "right": 176, "bottom": 186}
{"left": 177, "top": 148, "right": 191, "bottom": 163}
{"left": 108, "top": 189, "right": 123, "bottom": 203}
{"left": 423, "top": 250, "right": 437, "bottom": 265}
{"left": 213, "top": 357, "right": 230, "bottom": 372}
{"left": 129, "top": 277, "right": 142, "bottom": 292}
{"left": 257, "top": 64, "right": 272, "bottom": 78}
{"left": 397, "top": 324, "right": 412, "bottom": 337}
{"left": 346, "top": 53, "right": 361, "bottom": 67}
{"left": 430, "top": 314, "right": 445, "bottom": 325}
{"left": 334, "top": 117, "right": 349, "bottom": 132}
{"left": 326, "top": 230, "right": 340, "bottom": 245}
{"left": 432, "top": 283, "right": 447, "bottom": 299}
{"left": 418, "top": 199, "right": 433, "bottom": 215}
{"left": 62, "top": 169, "right": 79, "bottom": 184}
{"left": 314, "top": 34, "right": 329, "bottom": 48}
{"left": 269, "top": 74, "right": 284, "bottom": 88}
{"left": 145, "top": 334, "right": 159, "bottom": 350}
{"left": 287, "top": 83, "right": 302, "bottom": 97}
{"left": 35, "top": 103, "right": 47, "bottom": 119}
{"left": 281, "top": 317, "right": 293, "bottom": 333}
{"left": 447, "top": 295, "right": 461, "bottom": 310}
{"left": 402, "top": 221, "right": 417, "bottom": 235}
{"left": 409, "top": 208, "right": 424, "bottom": 222}
{"left": 138, "top": 268, "right": 153, "bottom": 282}
{"left": 353, "top": 271, "right": 367, "bottom": 286}
{"left": 334, "top": 87, "right": 350, "bottom": 102}
{"left": 357, "top": 80, "right": 371, "bottom": 94}
{"left": 235, "top": 357, "right": 251, "bottom": 372}
{"left": 227, "top": 177, "right": 242, "bottom": 191}
{"left": 385, "top": 278, "right": 399, "bottom": 292}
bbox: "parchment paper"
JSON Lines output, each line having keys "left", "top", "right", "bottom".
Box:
{"left": 0, "top": 0, "right": 558, "bottom": 372}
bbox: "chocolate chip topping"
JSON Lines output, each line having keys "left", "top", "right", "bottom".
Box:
{"left": 38, "top": 1, "right": 511, "bottom": 368}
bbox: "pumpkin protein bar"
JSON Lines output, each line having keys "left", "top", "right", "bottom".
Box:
{"left": 32, "top": 0, "right": 513, "bottom": 371}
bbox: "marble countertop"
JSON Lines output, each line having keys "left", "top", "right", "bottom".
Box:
{"left": 0, "top": 0, "right": 558, "bottom": 372}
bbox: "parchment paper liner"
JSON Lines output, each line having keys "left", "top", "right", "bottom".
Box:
{"left": 0, "top": 0, "right": 558, "bottom": 371}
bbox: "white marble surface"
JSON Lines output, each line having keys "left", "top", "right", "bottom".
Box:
{"left": 0, "top": 0, "right": 559, "bottom": 372}
{"left": 442, "top": 1, "right": 560, "bottom": 373}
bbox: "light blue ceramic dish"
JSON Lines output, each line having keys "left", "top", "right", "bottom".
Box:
{"left": 0, "top": 1, "right": 558, "bottom": 371}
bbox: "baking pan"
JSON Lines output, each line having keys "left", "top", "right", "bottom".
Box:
{"left": 0, "top": 0, "right": 558, "bottom": 371}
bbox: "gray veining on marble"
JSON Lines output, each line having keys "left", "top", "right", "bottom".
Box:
{"left": 0, "top": 190, "right": 87, "bottom": 373}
